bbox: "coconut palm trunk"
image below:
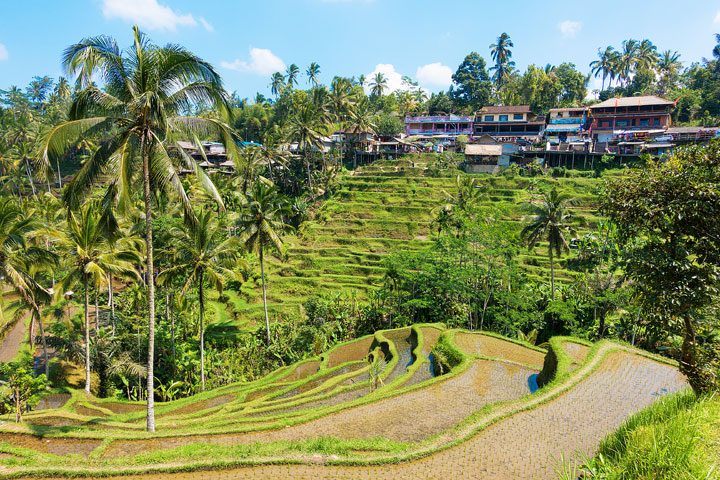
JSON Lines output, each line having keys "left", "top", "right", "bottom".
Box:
{"left": 23, "top": 157, "right": 37, "bottom": 199}
{"left": 141, "top": 139, "right": 157, "bottom": 432}
{"left": 549, "top": 249, "right": 556, "bottom": 300}
{"left": 84, "top": 275, "right": 91, "bottom": 394}
{"left": 259, "top": 248, "right": 271, "bottom": 345}
{"left": 108, "top": 274, "right": 115, "bottom": 336}
{"left": 56, "top": 159, "right": 63, "bottom": 188}
{"left": 34, "top": 307, "right": 50, "bottom": 378}
{"left": 198, "top": 271, "right": 206, "bottom": 392}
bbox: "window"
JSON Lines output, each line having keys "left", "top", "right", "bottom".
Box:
{"left": 484, "top": 115, "right": 494, "bottom": 122}
{"left": 499, "top": 115, "right": 509, "bottom": 122}
{"left": 616, "top": 120, "right": 628, "bottom": 128}
{"left": 653, "top": 118, "right": 660, "bottom": 126}
{"left": 602, "top": 121, "right": 611, "bottom": 128}
{"left": 639, "top": 119, "right": 650, "bottom": 127}
{"left": 513, "top": 113, "right": 524, "bottom": 120}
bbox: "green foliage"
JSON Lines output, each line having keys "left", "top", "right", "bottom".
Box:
{"left": 374, "top": 113, "right": 404, "bottom": 137}
{"left": 450, "top": 52, "right": 493, "bottom": 111}
{"left": 0, "top": 354, "right": 47, "bottom": 422}
{"left": 572, "top": 391, "right": 720, "bottom": 479}
{"left": 603, "top": 142, "right": 720, "bottom": 393}
{"left": 430, "top": 333, "right": 464, "bottom": 375}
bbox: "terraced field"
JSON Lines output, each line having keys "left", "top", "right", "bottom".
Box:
{"left": 0, "top": 326, "right": 687, "bottom": 479}
{"left": 228, "top": 157, "right": 609, "bottom": 326}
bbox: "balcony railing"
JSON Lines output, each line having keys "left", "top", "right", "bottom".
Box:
{"left": 405, "top": 115, "right": 474, "bottom": 123}
{"left": 406, "top": 128, "right": 474, "bottom": 135}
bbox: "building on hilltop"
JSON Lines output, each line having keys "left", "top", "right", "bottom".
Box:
{"left": 544, "top": 107, "right": 590, "bottom": 147}
{"left": 463, "top": 143, "right": 503, "bottom": 173}
{"left": 404, "top": 114, "right": 474, "bottom": 139}
{"left": 473, "top": 105, "right": 544, "bottom": 142}
{"left": 589, "top": 95, "right": 674, "bottom": 145}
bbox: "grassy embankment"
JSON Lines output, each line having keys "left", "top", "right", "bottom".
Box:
{"left": 225, "top": 156, "right": 617, "bottom": 328}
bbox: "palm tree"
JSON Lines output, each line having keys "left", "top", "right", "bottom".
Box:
{"left": 0, "top": 199, "right": 56, "bottom": 376}
{"left": 636, "top": 39, "right": 659, "bottom": 72}
{"left": 270, "top": 72, "right": 286, "bottom": 98}
{"left": 521, "top": 188, "right": 575, "bottom": 300}
{"left": 236, "top": 182, "right": 290, "bottom": 344}
{"left": 286, "top": 64, "right": 300, "bottom": 89}
{"left": 490, "top": 33, "right": 515, "bottom": 89}
{"left": 287, "top": 103, "right": 328, "bottom": 190}
{"left": 369, "top": 73, "right": 388, "bottom": 97}
{"left": 618, "top": 39, "right": 639, "bottom": 86}
{"left": 657, "top": 50, "right": 682, "bottom": 95}
{"left": 54, "top": 203, "right": 139, "bottom": 394}
{"left": 164, "top": 209, "right": 239, "bottom": 391}
{"left": 329, "top": 77, "right": 355, "bottom": 123}
{"left": 307, "top": 62, "right": 321, "bottom": 87}
{"left": 42, "top": 26, "right": 233, "bottom": 431}
{"left": 490, "top": 33, "right": 514, "bottom": 65}
{"left": 590, "top": 46, "right": 616, "bottom": 92}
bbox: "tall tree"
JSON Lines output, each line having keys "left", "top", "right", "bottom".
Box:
{"left": 236, "top": 182, "right": 290, "bottom": 344}
{"left": 42, "top": 26, "right": 233, "bottom": 431}
{"left": 54, "top": 203, "right": 138, "bottom": 394}
{"left": 521, "top": 188, "right": 575, "bottom": 300}
{"left": 270, "top": 72, "right": 286, "bottom": 98}
{"left": 369, "top": 72, "right": 388, "bottom": 97}
{"left": 618, "top": 39, "right": 639, "bottom": 86}
{"left": 306, "top": 62, "right": 321, "bottom": 87}
{"left": 590, "top": 46, "right": 617, "bottom": 92}
{"left": 451, "top": 52, "right": 492, "bottom": 111}
{"left": 286, "top": 64, "right": 300, "bottom": 89}
{"left": 164, "top": 210, "right": 239, "bottom": 391}
{"left": 0, "top": 199, "right": 56, "bottom": 375}
{"left": 657, "top": 50, "right": 682, "bottom": 95}
{"left": 287, "top": 102, "right": 328, "bottom": 190}
{"left": 489, "top": 33, "right": 516, "bottom": 89}
{"left": 603, "top": 144, "right": 720, "bottom": 394}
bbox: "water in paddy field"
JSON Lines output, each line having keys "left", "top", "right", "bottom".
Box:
{"left": 428, "top": 352, "right": 437, "bottom": 377}
{"left": 527, "top": 373, "right": 539, "bottom": 393}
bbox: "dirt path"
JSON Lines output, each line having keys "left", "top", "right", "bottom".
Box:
{"left": 0, "top": 313, "right": 28, "bottom": 362}
{"left": 76, "top": 349, "right": 687, "bottom": 480}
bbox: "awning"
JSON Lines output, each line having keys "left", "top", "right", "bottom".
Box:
{"left": 643, "top": 143, "right": 675, "bottom": 149}
{"left": 613, "top": 129, "right": 665, "bottom": 135}
{"left": 544, "top": 124, "right": 583, "bottom": 133}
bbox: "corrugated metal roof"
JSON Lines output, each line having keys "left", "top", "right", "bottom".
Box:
{"left": 478, "top": 105, "right": 531, "bottom": 114}
{"left": 590, "top": 95, "right": 673, "bottom": 109}
{"left": 465, "top": 144, "right": 503, "bottom": 156}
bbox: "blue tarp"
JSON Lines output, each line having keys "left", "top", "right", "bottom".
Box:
{"left": 544, "top": 124, "right": 583, "bottom": 133}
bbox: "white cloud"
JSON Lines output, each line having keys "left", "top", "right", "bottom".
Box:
{"left": 363, "top": 64, "right": 409, "bottom": 94}
{"left": 416, "top": 62, "right": 452, "bottom": 88}
{"left": 198, "top": 17, "right": 214, "bottom": 32}
{"left": 102, "top": 0, "right": 198, "bottom": 31}
{"left": 558, "top": 20, "right": 582, "bottom": 38}
{"left": 221, "top": 48, "right": 286, "bottom": 76}
{"left": 0, "top": 43, "right": 7, "bottom": 61}
{"left": 715, "top": 11, "right": 720, "bottom": 23}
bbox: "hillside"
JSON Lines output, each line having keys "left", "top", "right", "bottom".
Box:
{"left": 225, "top": 155, "right": 609, "bottom": 327}
{"left": 0, "top": 326, "right": 687, "bottom": 479}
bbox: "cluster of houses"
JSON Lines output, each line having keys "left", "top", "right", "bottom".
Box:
{"left": 405, "top": 95, "right": 720, "bottom": 170}
{"left": 181, "top": 95, "right": 719, "bottom": 174}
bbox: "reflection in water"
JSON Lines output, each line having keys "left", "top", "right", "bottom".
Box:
{"left": 528, "top": 373, "right": 539, "bottom": 393}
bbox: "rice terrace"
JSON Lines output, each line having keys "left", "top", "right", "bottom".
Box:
{"left": 1, "top": 1, "right": 719, "bottom": 479}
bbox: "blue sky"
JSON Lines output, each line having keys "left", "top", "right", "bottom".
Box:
{"left": 1, "top": 0, "right": 720, "bottom": 98}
